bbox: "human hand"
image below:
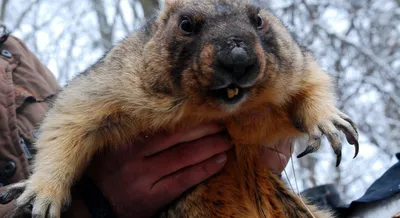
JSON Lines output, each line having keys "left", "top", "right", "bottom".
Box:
{"left": 260, "top": 139, "right": 294, "bottom": 174}
{"left": 89, "top": 125, "right": 294, "bottom": 218}
{"left": 88, "top": 124, "right": 231, "bottom": 218}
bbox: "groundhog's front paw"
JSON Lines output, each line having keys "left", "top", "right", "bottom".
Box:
{"left": 297, "top": 108, "right": 359, "bottom": 167}
{"left": 0, "top": 179, "right": 70, "bottom": 218}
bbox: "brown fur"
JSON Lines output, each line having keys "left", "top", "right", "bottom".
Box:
{"left": 0, "top": 0, "right": 360, "bottom": 217}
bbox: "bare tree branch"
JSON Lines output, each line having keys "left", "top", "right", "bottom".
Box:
{"left": 317, "top": 24, "right": 396, "bottom": 75}
{"left": 139, "top": 0, "right": 159, "bottom": 18}
{"left": 91, "top": 0, "right": 114, "bottom": 50}
{"left": 0, "top": 0, "right": 9, "bottom": 22}
{"left": 12, "top": 0, "right": 41, "bottom": 30}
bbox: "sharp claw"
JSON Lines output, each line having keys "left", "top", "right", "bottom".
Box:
{"left": 0, "top": 188, "right": 24, "bottom": 205}
{"left": 335, "top": 150, "right": 342, "bottom": 167}
{"left": 347, "top": 137, "right": 356, "bottom": 145}
{"left": 0, "top": 195, "right": 14, "bottom": 205}
{"left": 0, "top": 193, "right": 11, "bottom": 205}
{"left": 336, "top": 118, "right": 359, "bottom": 160}
{"left": 337, "top": 111, "right": 358, "bottom": 134}
{"left": 344, "top": 134, "right": 359, "bottom": 159}
{"left": 344, "top": 118, "right": 358, "bottom": 134}
{"left": 353, "top": 140, "right": 359, "bottom": 159}
{"left": 297, "top": 146, "right": 315, "bottom": 158}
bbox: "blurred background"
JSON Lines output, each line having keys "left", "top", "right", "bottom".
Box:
{"left": 1, "top": 0, "right": 399, "bottom": 204}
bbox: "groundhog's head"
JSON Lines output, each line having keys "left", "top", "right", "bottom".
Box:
{"left": 142, "top": 0, "right": 304, "bottom": 115}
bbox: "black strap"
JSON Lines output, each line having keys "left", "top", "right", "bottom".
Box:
{"left": 0, "top": 24, "right": 9, "bottom": 45}
{"left": 77, "top": 175, "right": 117, "bottom": 218}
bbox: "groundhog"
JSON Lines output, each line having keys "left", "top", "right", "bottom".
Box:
{"left": 0, "top": 0, "right": 359, "bottom": 217}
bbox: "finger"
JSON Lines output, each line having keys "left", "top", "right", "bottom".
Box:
{"left": 272, "top": 138, "right": 295, "bottom": 158}
{"left": 260, "top": 147, "right": 288, "bottom": 174}
{"left": 150, "top": 152, "right": 227, "bottom": 205}
{"left": 146, "top": 133, "right": 232, "bottom": 179}
{"left": 260, "top": 139, "right": 294, "bottom": 173}
{"left": 142, "top": 123, "right": 225, "bottom": 156}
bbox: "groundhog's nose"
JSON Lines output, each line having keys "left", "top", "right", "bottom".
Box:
{"left": 217, "top": 37, "right": 257, "bottom": 82}
{"left": 211, "top": 37, "right": 260, "bottom": 104}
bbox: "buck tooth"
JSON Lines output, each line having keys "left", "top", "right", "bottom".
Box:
{"left": 227, "top": 88, "right": 239, "bottom": 99}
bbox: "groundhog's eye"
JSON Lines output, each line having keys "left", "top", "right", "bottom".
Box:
{"left": 179, "top": 16, "right": 194, "bottom": 35}
{"left": 257, "top": 14, "right": 264, "bottom": 29}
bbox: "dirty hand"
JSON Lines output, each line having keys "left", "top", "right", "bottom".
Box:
{"left": 89, "top": 124, "right": 293, "bottom": 218}
{"left": 89, "top": 124, "right": 231, "bottom": 217}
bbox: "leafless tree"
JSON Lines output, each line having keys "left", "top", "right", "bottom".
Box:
{"left": 265, "top": 0, "right": 400, "bottom": 201}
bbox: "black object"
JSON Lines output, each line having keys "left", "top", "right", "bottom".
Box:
{"left": 301, "top": 153, "right": 400, "bottom": 218}
{"left": 350, "top": 152, "right": 400, "bottom": 204}
{"left": 335, "top": 153, "right": 400, "bottom": 217}
{"left": 76, "top": 175, "right": 117, "bottom": 218}
{"left": 301, "top": 184, "right": 345, "bottom": 210}
{"left": 0, "top": 24, "right": 9, "bottom": 45}
{"left": 0, "top": 159, "right": 16, "bottom": 183}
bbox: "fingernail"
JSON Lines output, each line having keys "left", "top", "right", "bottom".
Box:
{"left": 215, "top": 153, "right": 227, "bottom": 164}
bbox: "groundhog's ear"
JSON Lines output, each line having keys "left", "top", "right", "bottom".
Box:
{"left": 164, "top": 0, "right": 178, "bottom": 6}
{"left": 164, "top": 0, "right": 182, "bottom": 9}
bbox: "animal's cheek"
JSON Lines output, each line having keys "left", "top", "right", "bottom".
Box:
{"left": 181, "top": 43, "right": 216, "bottom": 93}
{"left": 198, "top": 43, "right": 217, "bottom": 86}
{"left": 254, "top": 43, "right": 267, "bottom": 81}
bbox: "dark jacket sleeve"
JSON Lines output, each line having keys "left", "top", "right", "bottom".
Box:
{"left": 0, "top": 33, "right": 61, "bottom": 217}
{"left": 0, "top": 33, "right": 94, "bottom": 218}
